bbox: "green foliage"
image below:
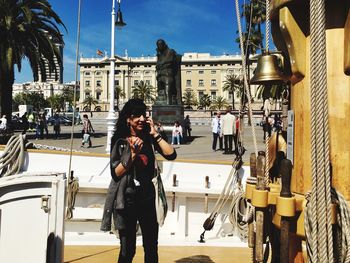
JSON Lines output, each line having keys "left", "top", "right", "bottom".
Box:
{"left": 0, "top": 0, "right": 66, "bottom": 117}
{"left": 83, "top": 96, "right": 98, "bottom": 112}
{"left": 198, "top": 94, "right": 211, "bottom": 110}
{"left": 115, "top": 85, "right": 126, "bottom": 111}
{"left": 210, "top": 96, "right": 229, "bottom": 110}
{"left": 13, "top": 92, "right": 48, "bottom": 111}
{"left": 47, "top": 94, "right": 64, "bottom": 112}
{"left": 131, "top": 81, "right": 156, "bottom": 103}
{"left": 222, "top": 74, "right": 243, "bottom": 110}
{"left": 182, "top": 90, "right": 198, "bottom": 109}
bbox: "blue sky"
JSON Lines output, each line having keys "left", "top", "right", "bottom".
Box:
{"left": 15, "top": 0, "right": 252, "bottom": 83}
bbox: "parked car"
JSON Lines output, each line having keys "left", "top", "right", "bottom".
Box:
{"left": 47, "top": 116, "right": 73, "bottom": 126}
{"left": 9, "top": 115, "right": 24, "bottom": 131}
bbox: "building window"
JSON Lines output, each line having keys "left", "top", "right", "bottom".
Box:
{"left": 85, "top": 92, "right": 90, "bottom": 98}
{"left": 211, "top": 79, "right": 217, "bottom": 86}
{"left": 144, "top": 71, "right": 150, "bottom": 75}
{"left": 211, "top": 91, "right": 217, "bottom": 99}
{"left": 85, "top": 80, "right": 90, "bottom": 87}
{"left": 134, "top": 80, "right": 139, "bottom": 86}
{"left": 198, "top": 91, "right": 204, "bottom": 99}
{"left": 211, "top": 70, "right": 216, "bottom": 74}
{"left": 186, "top": 70, "right": 191, "bottom": 74}
{"left": 85, "top": 72, "right": 91, "bottom": 76}
{"left": 96, "top": 91, "right": 101, "bottom": 100}
{"left": 145, "top": 80, "right": 151, "bottom": 85}
{"left": 186, "top": 80, "right": 192, "bottom": 87}
{"left": 133, "top": 71, "right": 139, "bottom": 75}
{"left": 96, "top": 80, "right": 101, "bottom": 87}
{"left": 96, "top": 71, "right": 101, "bottom": 76}
{"left": 199, "top": 79, "right": 204, "bottom": 86}
{"left": 115, "top": 79, "right": 120, "bottom": 86}
{"left": 198, "top": 70, "right": 204, "bottom": 74}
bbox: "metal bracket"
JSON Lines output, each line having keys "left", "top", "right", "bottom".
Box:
{"left": 41, "top": 195, "right": 51, "bottom": 213}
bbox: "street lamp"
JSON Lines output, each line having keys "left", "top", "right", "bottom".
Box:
{"left": 106, "top": 0, "right": 126, "bottom": 152}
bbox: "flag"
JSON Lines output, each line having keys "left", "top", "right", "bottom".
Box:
{"left": 96, "top": 49, "right": 103, "bottom": 57}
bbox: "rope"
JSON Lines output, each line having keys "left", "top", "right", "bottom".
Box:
{"left": 234, "top": 0, "right": 259, "bottom": 157}
{"left": 265, "top": 0, "right": 270, "bottom": 51}
{"left": 305, "top": 0, "right": 333, "bottom": 262}
{"left": 65, "top": 172, "right": 79, "bottom": 220}
{"left": 0, "top": 135, "right": 27, "bottom": 178}
{"left": 228, "top": 185, "right": 249, "bottom": 241}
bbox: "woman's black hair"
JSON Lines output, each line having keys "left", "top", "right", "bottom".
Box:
{"left": 111, "top": 98, "right": 147, "bottom": 148}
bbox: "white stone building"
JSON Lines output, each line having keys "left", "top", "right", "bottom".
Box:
{"left": 78, "top": 53, "right": 258, "bottom": 111}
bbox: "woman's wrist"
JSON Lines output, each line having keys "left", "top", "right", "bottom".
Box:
{"left": 153, "top": 133, "right": 162, "bottom": 143}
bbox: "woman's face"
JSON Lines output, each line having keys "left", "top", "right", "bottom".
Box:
{"left": 128, "top": 113, "right": 146, "bottom": 134}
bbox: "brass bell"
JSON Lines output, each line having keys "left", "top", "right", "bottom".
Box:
{"left": 250, "top": 53, "right": 289, "bottom": 85}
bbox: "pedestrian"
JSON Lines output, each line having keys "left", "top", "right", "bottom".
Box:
{"left": 211, "top": 111, "right": 223, "bottom": 151}
{"left": 221, "top": 109, "right": 235, "bottom": 154}
{"left": 181, "top": 115, "right": 192, "bottom": 143}
{"left": 35, "top": 113, "right": 44, "bottom": 140}
{"left": 21, "top": 112, "right": 29, "bottom": 134}
{"left": 0, "top": 115, "right": 7, "bottom": 133}
{"left": 53, "top": 113, "right": 61, "bottom": 139}
{"left": 100, "top": 98, "right": 176, "bottom": 263}
{"left": 171, "top": 121, "right": 182, "bottom": 145}
{"left": 43, "top": 112, "right": 49, "bottom": 138}
{"left": 81, "top": 114, "right": 94, "bottom": 148}
{"left": 28, "top": 111, "right": 35, "bottom": 131}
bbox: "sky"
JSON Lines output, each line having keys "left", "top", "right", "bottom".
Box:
{"left": 15, "top": 0, "right": 252, "bottom": 84}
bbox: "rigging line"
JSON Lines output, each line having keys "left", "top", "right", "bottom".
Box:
{"left": 68, "top": 0, "right": 82, "bottom": 177}
{"left": 235, "top": 0, "right": 259, "bottom": 157}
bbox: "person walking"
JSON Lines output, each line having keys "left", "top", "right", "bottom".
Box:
{"left": 181, "top": 115, "right": 191, "bottom": 143}
{"left": 221, "top": 109, "right": 235, "bottom": 154}
{"left": 21, "top": 112, "right": 29, "bottom": 134}
{"left": 101, "top": 98, "right": 176, "bottom": 263}
{"left": 211, "top": 111, "right": 223, "bottom": 151}
{"left": 81, "top": 114, "right": 94, "bottom": 148}
{"left": 53, "top": 113, "right": 61, "bottom": 139}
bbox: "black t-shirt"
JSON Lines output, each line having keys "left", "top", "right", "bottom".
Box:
{"left": 133, "top": 139, "right": 156, "bottom": 203}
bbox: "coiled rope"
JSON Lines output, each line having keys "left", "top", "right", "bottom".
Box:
{"left": 0, "top": 134, "right": 26, "bottom": 177}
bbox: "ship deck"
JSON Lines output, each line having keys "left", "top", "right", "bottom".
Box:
{"left": 64, "top": 245, "right": 251, "bottom": 262}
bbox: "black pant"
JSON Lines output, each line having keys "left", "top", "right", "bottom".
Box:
{"left": 224, "top": 134, "right": 233, "bottom": 153}
{"left": 118, "top": 200, "right": 159, "bottom": 263}
{"left": 212, "top": 132, "right": 223, "bottom": 150}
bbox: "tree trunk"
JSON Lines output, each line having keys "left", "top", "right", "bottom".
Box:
{"left": 0, "top": 66, "right": 14, "bottom": 123}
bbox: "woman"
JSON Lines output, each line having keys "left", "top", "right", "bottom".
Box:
{"left": 81, "top": 114, "right": 94, "bottom": 148}
{"left": 101, "top": 99, "right": 176, "bottom": 263}
{"left": 171, "top": 121, "right": 182, "bottom": 145}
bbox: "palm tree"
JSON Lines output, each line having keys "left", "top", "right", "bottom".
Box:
{"left": 131, "top": 81, "right": 156, "bottom": 103}
{"left": 198, "top": 94, "right": 211, "bottom": 110}
{"left": 0, "top": 0, "right": 66, "bottom": 120}
{"left": 256, "top": 83, "right": 288, "bottom": 109}
{"left": 222, "top": 74, "right": 242, "bottom": 110}
{"left": 47, "top": 94, "right": 64, "bottom": 112}
{"left": 115, "top": 85, "right": 126, "bottom": 111}
{"left": 182, "top": 90, "right": 197, "bottom": 109}
{"left": 210, "top": 96, "right": 229, "bottom": 110}
{"left": 83, "top": 96, "right": 98, "bottom": 115}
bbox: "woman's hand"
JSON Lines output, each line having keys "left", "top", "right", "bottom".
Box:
{"left": 146, "top": 117, "right": 157, "bottom": 136}
{"left": 128, "top": 136, "right": 143, "bottom": 159}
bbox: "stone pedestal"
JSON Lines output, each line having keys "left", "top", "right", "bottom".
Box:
{"left": 152, "top": 104, "right": 184, "bottom": 126}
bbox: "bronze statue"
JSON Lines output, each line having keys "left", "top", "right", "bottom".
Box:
{"left": 155, "top": 39, "right": 182, "bottom": 105}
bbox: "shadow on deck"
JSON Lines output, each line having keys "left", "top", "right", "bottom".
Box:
{"left": 64, "top": 245, "right": 251, "bottom": 263}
